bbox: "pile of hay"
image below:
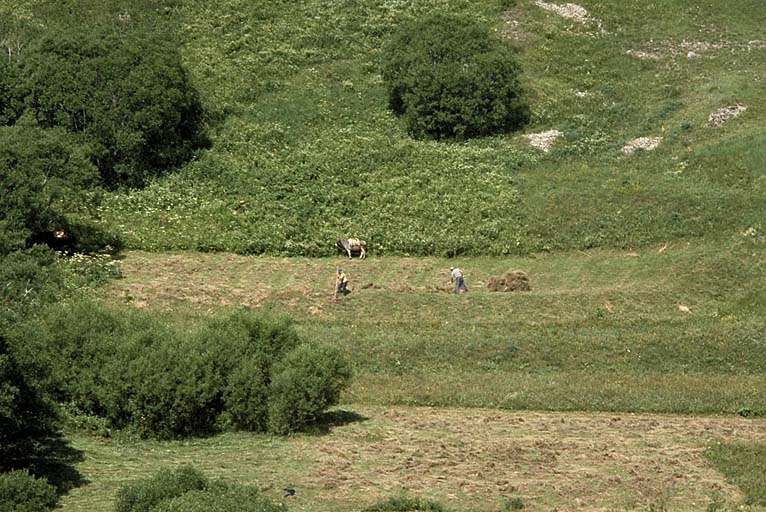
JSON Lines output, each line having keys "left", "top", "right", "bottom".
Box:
{"left": 487, "top": 271, "right": 530, "bottom": 292}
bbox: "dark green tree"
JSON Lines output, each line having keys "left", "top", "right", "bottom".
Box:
{"left": 0, "top": 57, "right": 23, "bottom": 126}
{"left": 18, "top": 25, "right": 208, "bottom": 188}
{"left": 381, "top": 13, "right": 530, "bottom": 140}
{"left": 0, "top": 126, "right": 98, "bottom": 254}
{"left": 0, "top": 335, "right": 59, "bottom": 470}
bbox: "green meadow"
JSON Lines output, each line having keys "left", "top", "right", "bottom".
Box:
{"left": 3, "top": 0, "right": 766, "bottom": 510}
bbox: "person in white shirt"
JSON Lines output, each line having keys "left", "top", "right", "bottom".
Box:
{"left": 450, "top": 266, "right": 468, "bottom": 294}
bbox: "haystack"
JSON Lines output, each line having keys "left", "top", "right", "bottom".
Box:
{"left": 487, "top": 270, "right": 530, "bottom": 292}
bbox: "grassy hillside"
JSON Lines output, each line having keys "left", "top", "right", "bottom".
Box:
{"left": 5, "top": 0, "right": 762, "bottom": 255}
{"left": 3, "top": 1, "right": 766, "bottom": 510}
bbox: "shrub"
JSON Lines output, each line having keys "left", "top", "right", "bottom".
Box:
{"left": 362, "top": 495, "right": 450, "bottom": 511}
{"left": 267, "top": 343, "right": 352, "bottom": 434}
{"left": 125, "top": 332, "right": 226, "bottom": 439}
{"left": 0, "top": 336, "right": 59, "bottom": 469}
{"left": 0, "top": 470, "right": 57, "bottom": 512}
{"left": 10, "top": 300, "right": 351, "bottom": 438}
{"left": 0, "top": 248, "right": 66, "bottom": 324}
{"left": 153, "top": 483, "right": 287, "bottom": 512}
{"left": 115, "top": 466, "right": 208, "bottom": 512}
{"left": 205, "top": 311, "right": 301, "bottom": 431}
{"left": 381, "top": 13, "right": 529, "bottom": 140}
{"left": 223, "top": 355, "right": 270, "bottom": 432}
{"left": 17, "top": 25, "right": 208, "bottom": 188}
{"left": 116, "top": 467, "right": 285, "bottom": 512}
{"left": 0, "top": 126, "right": 99, "bottom": 255}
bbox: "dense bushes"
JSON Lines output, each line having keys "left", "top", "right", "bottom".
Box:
{"left": 9, "top": 303, "right": 350, "bottom": 438}
{"left": 0, "top": 126, "right": 99, "bottom": 255}
{"left": 115, "top": 466, "right": 209, "bottom": 512}
{"left": 0, "top": 336, "right": 59, "bottom": 470}
{"left": 381, "top": 13, "right": 529, "bottom": 139}
{"left": 0, "top": 470, "right": 57, "bottom": 512}
{"left": 268, "top": 344, "right": 353, "bottom": 434}
{"left": 116, "top": 466, "right": 285, "bottom": 512}
{"left": 362, "top": 495, "right": 450, "bottom": 511}
{"left": 16, "top": 26, "right": 208, "bottom": 188}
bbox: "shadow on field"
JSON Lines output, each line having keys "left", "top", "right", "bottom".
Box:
{"left": 26, "top": 434, "right": 88, "bottom": 497}
{"left": 309, "top": 409, "right": 368, "bottom": 435}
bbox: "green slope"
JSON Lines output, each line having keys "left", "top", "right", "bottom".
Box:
{"left": 5, "top": 0, "right": 762, "bottom": 255}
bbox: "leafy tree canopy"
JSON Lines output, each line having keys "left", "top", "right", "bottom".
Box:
{"left": 16, "top": 23, "right": 207, "bottom": 188}
{"left": 0, "top": 126, "right": 98, "bottom": 254}
{"left": 381, "top": 13, "right": 530, "bottom": 140}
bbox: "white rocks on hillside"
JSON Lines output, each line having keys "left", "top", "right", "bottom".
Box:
{"left": 622, "top": 137, "right": 663, "bottom": 155}
{"left": 535, "top": 1, "right": 590, "bottom": 23}
{"left": 707, "top": 104, "right": 747, "bottom": 127}
{"left": 526, "top": 129, "right": 562, "bottom": 152}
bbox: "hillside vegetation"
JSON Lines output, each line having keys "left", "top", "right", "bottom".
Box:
{"left": 4, "top": 0, "right": 761, "bottom": 256}
{"left": 2, "top": 0, "right": 766, "bottom": 510}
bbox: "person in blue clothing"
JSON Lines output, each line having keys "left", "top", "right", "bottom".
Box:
{"left": 450, "top": 266, "right": 468, "bottom": 294}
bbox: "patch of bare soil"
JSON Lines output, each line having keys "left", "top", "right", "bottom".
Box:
{"left": 487, "top": 270, "right": 530, "bottom": 292}
{"left": 534, "top": 1, "right": 591, "bottom": 24}
{"left": 304, "top": 406, "right": 766, "bottom": 511}
{"left": 707, "top": 104, "right": 747, "bottom": 127}
{"left": 622, "top": 136, "right": 663, "bottom": 155}
{"left": 525, "top": 129, "right": 562, "bottom": 152}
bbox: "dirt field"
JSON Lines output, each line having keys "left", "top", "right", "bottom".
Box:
{"left": 300, "top": 406, "right": 765, "bottom": 511}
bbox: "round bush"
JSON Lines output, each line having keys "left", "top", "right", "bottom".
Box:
{"left": 0, "top": 470, "right": 57, "bottom": 512}
{"left": 362, "top": 495, "right": 449, "bottom": 511}
{"left": 267, "top": 344, "right": 352, "bottom": 434}
{"left": 115, "top": 466, "right": 208, "bottom": 512}
{"left": 17, "top": 25, "right": 207, "bottom": 188}
{"left": 381, "top": 13, "right": 529, "bottom": 140}
{"left": 154, "top": 485, "right": 286, "bottom": 512}
{"left": 192, "top": 310, "right": 301, "bottom": 432}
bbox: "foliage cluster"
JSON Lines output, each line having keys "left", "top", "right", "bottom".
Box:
{"left": 362, "top": 495, "right": 450, "bottom": 511}
{"left": 1, "top": 3, "right": 207, "bottom": 189}
{"left": 0, "top": 336, "right": 58, "bottom": 470}
{"left": 0, "top": 126, "right": 100, "bottom": 255}
{"left": 115, "top": 466, "right": 285, "bottom": 512}
{"left": 8, "top": 303, "right": 351, "bottom": 438}
{"left": 17, "top": 25, "right": 207, "bottom": 188}
{"left": 0, "top": 470, "right": 57, "bottom": 512}
{"left": 0, "top": 245, "right": 117, "bottom": 471}
{"left": 1, "top": 0, "right": 207, "bottom": 257}
{"left": 382, "top": 13, "right": 529, "bottom": 139}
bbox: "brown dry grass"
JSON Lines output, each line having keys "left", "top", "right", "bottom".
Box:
{"left": 297, "top": 406, "right": 766, "bottom": 511}
{"left": 60, "top": 405, "right": 766, "bottom": 512}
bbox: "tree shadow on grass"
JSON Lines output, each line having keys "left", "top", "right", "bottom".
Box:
{"left": 25, "top": 434, "right": 89, "bottom": 497}
{"left": 307, "top": 409, "right": 369, "bottom": 435}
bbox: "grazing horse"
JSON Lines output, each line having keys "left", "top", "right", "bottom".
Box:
{"left": 336, "top": 238, "right": 367, "bottom": 259}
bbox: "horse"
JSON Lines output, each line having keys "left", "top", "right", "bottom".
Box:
{"left": 336, "top": 238, "right": 367, "bottom": 259}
